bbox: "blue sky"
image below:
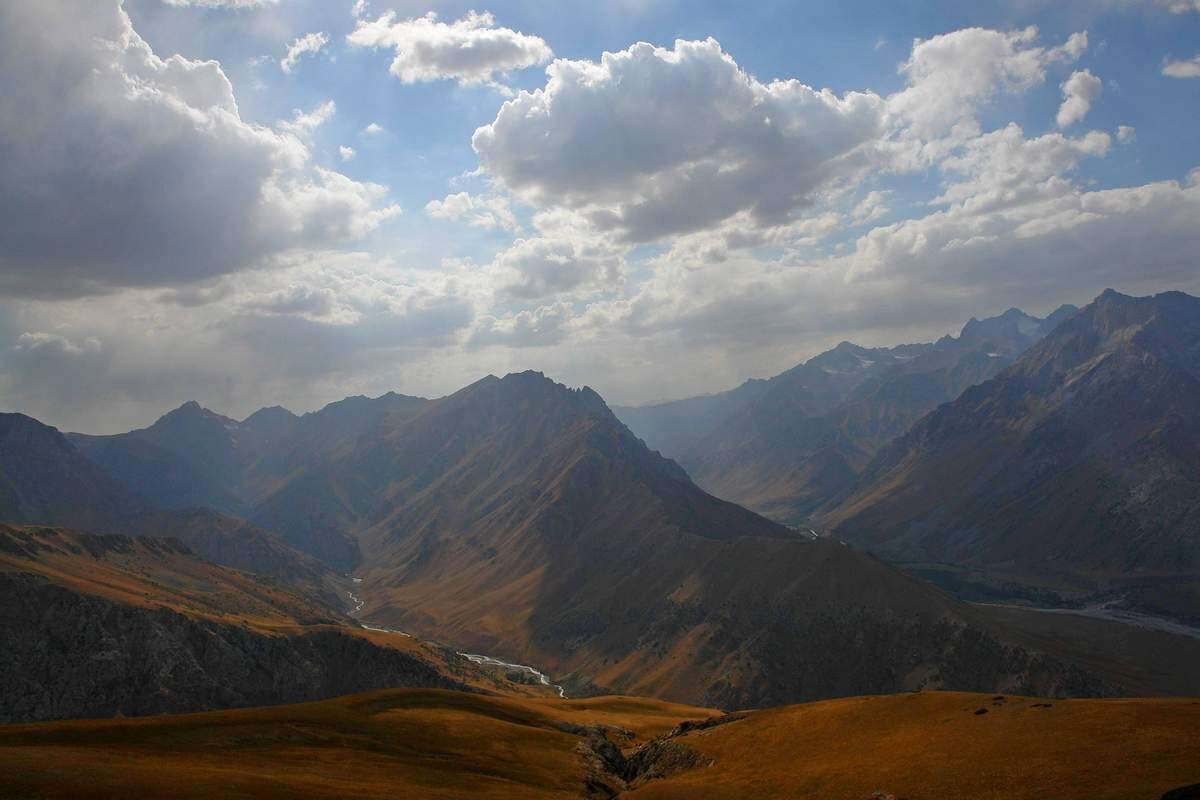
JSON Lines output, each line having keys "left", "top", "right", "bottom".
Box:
{"left": 1, "top": 0, "right": 1199, "bottom": 431}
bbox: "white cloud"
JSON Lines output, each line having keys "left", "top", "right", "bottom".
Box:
{"left": 351, "top": 0, "right": 368, "bottom": 18}
{"left": 1163, "top": 54, "right": 1200, "bottom": 78}
{"left": 0, "top": 253, "right": 479, "bottom": 431}
{"left": 0, "top": 1, "right": 398, "bottom": 299}
{"left": 1056, "top": 69, "right": 1102, "bottom": 127}
{"left": 931, "top": 124, "right": 1111, "bottom": 211}
{"left": 13, "top": 332, "right": 102, "bottom": 358}
{"left": 339, "top": 145, "right": 357, "bottom": 161}
{"left": 281, "top": 31, "right": 329, "bottom": 74}
{"left": 278, "top": 100, "right": 336, "bottom": 137}
{"left": 490, "top": 237, "right": 623, "bottom": 301}
{"left": 473, "top": 38, "right": 885, "bottom": 247}
{"left": 887, "top": 27, "right": 1086, "bottom": 143}
{"left": 469, "top": 303, "right": 571, "bottom": 348}
{"left": 425, "top": 192, "right": 519, "bottom": 231}
{"left": 1117, "top": 125, "right": 1137, "bottom": 143}
{"left": 361, "top": 122, "right": 384, "bottom": 136}
{"left": 850, "top": 190, "right": 891, "bottom": 224}
{"left": 347, "top": 10, "right": 552, "bottom": 88}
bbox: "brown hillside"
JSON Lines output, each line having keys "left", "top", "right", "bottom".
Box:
{"left": 1, "top": 689, "right": 1195, "bottom": 800}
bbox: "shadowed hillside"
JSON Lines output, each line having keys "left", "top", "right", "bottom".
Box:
{"left": 0, "top": 525, "right": 483, "bottom": 722}
{"left": 821, "top": 290, "right": 1200, "bottom": 622}
{"left": 244, "top": 372, "right": 1135, "bottom": 708}
{"left": 616, "top": 306, "right": 1075, "bottom": 522}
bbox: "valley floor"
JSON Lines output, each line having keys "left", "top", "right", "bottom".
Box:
{"left": 1, "top": 689, "right": 1196, "bottom": 799}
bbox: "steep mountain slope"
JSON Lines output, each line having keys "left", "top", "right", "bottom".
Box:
{"left": 245, "top": 371, "right": 1142, "bottom": 709}
{"left": 0, "top": 413, "right": 141, "bottom": 531}
{"left": 616, "top": 307, "right": 1074, "bottom": 522}
{"left": 0, "top": 525, "right": 469, "bottom": 722}
{"left": 822, "top": 290, "right": 1200, "bottom": 620}
{"left": 0, "top": 413, "right": 344, "bottom": 606}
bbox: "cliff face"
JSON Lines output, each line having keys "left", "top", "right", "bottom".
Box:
{"left": 0, "top": 571, "right": 464, "bottom": 722}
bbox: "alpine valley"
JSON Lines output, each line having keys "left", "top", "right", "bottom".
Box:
{"left": 2, "top": 291, "right": 1198, "bottom": 799}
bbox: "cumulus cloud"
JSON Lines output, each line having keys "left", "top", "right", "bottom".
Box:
{"left": 887, "top": 27, "right": 1086, "bottom": 147}
{"left": 490, "top": 237, "right": 623, "bottom": 300}
{"left": 0, "top": 253, "right": 479, "bottom": 431}
{"left": 6, "top": 12, "right": 1199, "bottom": 431}
{"left": 1163, "top": 54, "right": 1200, "bottom": 77}
{"left": 346, "top": 10, "right": 552, "bottom": 88}
{"left": 469, "top": 303, "right": 571, "bottom": 348}
{"left": 1117, "top": 125, "right": 1137, "bottom": 143}
{"left": 425, "top": 192, "right": 519, "bottom": 231}
{"left": 0, "top": 1, "right": 398, "bottom": 299}
{"left": 474, "top": 38, "right": 885, "bottom": 246}
{"left": 12, "top": 332, "right": 102, "bottom": 358}
{"left": 1057, "top": 69, "right": 1102, "bottom": 127}
{"left": 278, "top": 100, "right": 336, "bottom": 137}
{"left": 281, "top": 31, "right": 329, "bottom": 74}
{"left": 931, "top": 124, "right": 1112, "bottom": 212}
{"left": 339, "top": 145, "right": 357, "bottom": 161}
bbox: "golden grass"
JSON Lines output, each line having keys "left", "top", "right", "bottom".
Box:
{"left": 628, "top": 691, "right": 1200, "bottom": 800}
{"left": 2, "top": 689, "right": 1195, "bottom": 799}
{"left": 0, "top": 690, "right": 712, "bottom": 800}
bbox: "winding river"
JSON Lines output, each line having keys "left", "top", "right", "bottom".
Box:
{"left": 346, "top": 579, "right": 566, "bottom": 698}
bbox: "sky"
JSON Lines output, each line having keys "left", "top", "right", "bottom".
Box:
{"left": 1, "top": 0, "right": 1198, "bottom": 433}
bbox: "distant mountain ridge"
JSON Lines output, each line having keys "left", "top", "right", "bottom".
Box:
{"left": 16, "top": 352, "right": 1197, "bottom": 708}
{"left": 67, "top": 391, "right": 428, "bottom": 517}
{"left": 200, "top": 370, "right": 1132, "bottom": 708}
{"left": 820, "top": 289, "right": 1200, "bottom": 621}
{"left": 0, "top": 412, "right": 344, "bottom": 607}
{"left": 615, "top": 304, "right": 1076, "bottom": 522}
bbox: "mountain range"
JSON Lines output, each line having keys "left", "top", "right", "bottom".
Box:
{"left": 615, "top": 305, "right": 1078, "bottom": 523}
{"left": 820, "top": 289, "right": 1200, "bottom": 622}
{"left": 1, "top": 289, "right": 1197, "bottom": 723}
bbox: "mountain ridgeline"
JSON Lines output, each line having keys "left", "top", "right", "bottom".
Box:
{"left": 3, "top": 291, "right": 1198, "bottom": 718}
{"left": 819, "top": 289, "right": 1200, "bottom": 621}
{"left": 27, "top": 369, "right": 1171, "bottom": 709}
{"left": 615, "top": 305, "right": 1078, "bottom": 523}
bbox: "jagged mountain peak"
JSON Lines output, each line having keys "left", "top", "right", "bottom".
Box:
{"left": 152, "top": 399, "right": 235, "bottom": 429}
{"left": 452, "top": 370, "right": 614, "bottom": 420}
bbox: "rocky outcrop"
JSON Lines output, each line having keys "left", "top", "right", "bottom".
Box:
{"left": 0, "top": 571, "right": 465, "bottom": 722}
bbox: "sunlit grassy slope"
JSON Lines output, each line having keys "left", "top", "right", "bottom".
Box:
{"left": 630, "top": 691, "right": 1200, "bottom": 800}
{"left": 0, "top": 689, "right": 713, "bottom": 799}
{"left": 1, "top": 689, "right": 1196, "bottom": 799}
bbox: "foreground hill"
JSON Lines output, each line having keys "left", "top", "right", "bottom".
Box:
{"left": 0, "top": 525, "right": 481, "bottom": 722}
{"left": 626, "top": 691, "right": 1200, "bottom": 800}
{"left": 0, "top": 412, "right": 345, "bottom": 606}
{"left": 245, "top": 371, "right": 1140, "bottom": 708}
{"left": 1, "top": 688, "right": 1195, "bottom": 800}
{"left": 616, "top": 306, "right": 1074, "bottom": 522}
{"left": 822, "top": 290, "right": 1200, "bottom": 621}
